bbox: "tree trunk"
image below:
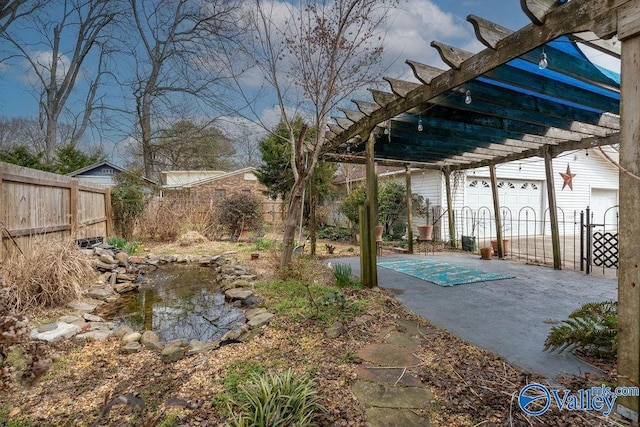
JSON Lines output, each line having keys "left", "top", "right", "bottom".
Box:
{"left": 309, "top": 170, "right": 317, "bottom": 255}
{"left": 280, "top": 175, "right": 306, "bottom": 268}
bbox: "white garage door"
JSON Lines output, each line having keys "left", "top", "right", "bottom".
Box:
{"left": 590, "top": 188, "right": 618, "bottom": 230}
{"left": 466, "top": 178, "right": 543, "bottom": 236}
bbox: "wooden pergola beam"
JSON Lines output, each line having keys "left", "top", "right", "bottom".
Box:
{"left": 330, "top": 0, "right": 628, "bottom": 147}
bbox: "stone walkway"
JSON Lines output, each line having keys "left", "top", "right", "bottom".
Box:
{"left": 351, "top": 318, "right": 434, "bottom": 426}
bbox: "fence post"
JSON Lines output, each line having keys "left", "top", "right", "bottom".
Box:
{"left": 0, "top": 166, "right": 4, "bottom": 262}
{"left": 70, "top": 180, "right": 79, "bottom": 239}
{"left": 105, "top": 187, "right": 113, "bottom": 238}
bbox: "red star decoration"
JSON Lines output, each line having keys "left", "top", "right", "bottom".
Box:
{"left": 559, "top": 164, "right": 576, "bottom": 191}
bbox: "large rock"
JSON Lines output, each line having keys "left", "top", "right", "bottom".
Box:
{"left": 85, "top": 285, "right": 119, "bottom": 302}
{"left": 122, "top": 332, "right": 142, "bottom": 344}
{"left": 75, "top": 330, "right": 112, "bottom": 341}
{"left": 83, "top": 313, "right": 104, "bottom": 322}
{"left": 114, "top": 251, "right": 129, "bottom": 267}
{"left": 121, "top": 342, "right": 141, "bottom": 354}
{"left": 161, "top": 345, "right": 185, "bottom": 363}
{"left": 141, "top": 331, "right": 163, "bottom": 351}
{"left": 247, "top": 312, "right": 274, "bottom": 328}
{"left": 30, "top": 322, "right": 80, "bottom": 342}
{"left": 112, "top": 325, "right": 134, "bottom": 339}
{"left": 326, "top": 321, "right": 344, "bottom": 339}
{"left": 225, "top": 288, "right": 253, "bottom": 300}
{"left": 67, "top": 300, "right": 100, "bottom": 313}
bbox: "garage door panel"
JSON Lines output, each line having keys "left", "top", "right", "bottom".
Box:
{"left": 466, "top": 178, "right": 543, "bottom": 237}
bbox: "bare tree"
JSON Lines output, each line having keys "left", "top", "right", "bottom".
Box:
{"left": 2, "top": 0, "right": 118, "bottom": 162}
{"left": 0, "top": 116, "right": 45, "bottom": 151}
{"left": 231, "top": 0, "right": 396, "bottom": 267}
{"left": 0, "top": 0, "right": 42, "bottom": 32}
{"left": 124, "top": 0, "right": 238, "bottom": 180}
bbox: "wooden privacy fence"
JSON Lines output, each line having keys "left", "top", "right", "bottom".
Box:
{"left": 0, "top": 162, "right": 112, "bottom": 261}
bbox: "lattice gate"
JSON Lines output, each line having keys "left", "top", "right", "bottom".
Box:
{"left": 581, "top": 206, "right": 619, "bottom": 275}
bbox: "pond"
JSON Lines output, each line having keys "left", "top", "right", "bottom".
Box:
{"left": 97, "top": 264, "right": 246, "bottom": 342}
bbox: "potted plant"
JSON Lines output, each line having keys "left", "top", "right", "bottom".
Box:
{"left": 414, "top": 196, "right": 433, "bottom": 241}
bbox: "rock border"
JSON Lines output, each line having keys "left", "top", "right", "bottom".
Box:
{"left": 29, "top": 247, "right": 275, "bottom": 363}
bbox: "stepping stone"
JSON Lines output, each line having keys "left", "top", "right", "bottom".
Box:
{"left": 383, "top": 331, "right": 420, "bottom": 352}
{"left": 365, "top": 407, "right": 430, "bottom": 427}
{"left": 352, "top": 381, "right": 432, "bottom": 409}
{"left": 395, "top": 318, "right": 437, "bottom": 337}
{"left": 357, "top": 344, "right": 421, "bottom": 367}
{"left": 354, "top": 365, "right": 424, "bottom": 387}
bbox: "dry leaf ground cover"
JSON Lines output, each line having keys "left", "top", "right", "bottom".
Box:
{"left": 0, "top": 238, "right": 622, "bottom": 426}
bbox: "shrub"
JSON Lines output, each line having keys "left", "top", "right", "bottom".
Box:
{"left": 227, "top": 369, "right": 324, "bottom": 427}
{"left": 111, "top": 172, "right": 147, "bottom": 240}
{"left": 107, "top": 236, "right": 142, "bottom": 254}
{"left": 139, "top": 196, "right": 220, "bottom": 242}
{"left": 544, "top": 301, "right": 617, "bottom": 357}
{"left": 338, "top": 186, "right": 366, "bottom": 231}
{"left": 317, "top": 226, "right": 352, "bottom": 242}
{"left": 218, "top": 193, "right": 264, "bottom": 241}
{"left": 253, "top": 236, "right": 273, "bottom": 251}
{"left": 0, "top": 238, "right": 94, "bottom": 313}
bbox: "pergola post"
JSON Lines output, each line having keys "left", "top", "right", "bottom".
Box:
{"left": 616, "top": 6, "right": 640, "bottom": 421}
{"left": 444, "top": 167, "right": 456, "bottom": 248}
{"left": 543, "top": 146, "right": 562, "bottom": 269}
{"left": 489, "top": 164, "right": 504, "bottom": 258}
{"left": 405, "top": 165, "right": 414, "bottom": 254}
{"left": 359, "top": 130, "right": 378, "bottom": 288}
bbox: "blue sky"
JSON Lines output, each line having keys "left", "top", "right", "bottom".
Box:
{"left": 0, "top": 0, "right": 618, "bottom": 161}
{"left": 0, "top": 1, "right": 530, "bottom": 119}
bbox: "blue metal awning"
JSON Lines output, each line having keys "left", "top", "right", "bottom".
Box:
{"left": 327, "top": 32, "right": 621, "bottom": 170}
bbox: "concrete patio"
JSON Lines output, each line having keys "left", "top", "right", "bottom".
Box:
{"left": 331, "top": 251, "right": 618, "bottom": 380}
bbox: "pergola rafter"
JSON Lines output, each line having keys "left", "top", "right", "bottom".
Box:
{"left": 320, "top": 1, "right": 640, "bottom": 419}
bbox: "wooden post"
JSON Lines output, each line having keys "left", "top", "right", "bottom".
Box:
{"left": 359, "top": 204, "right": 371, "bottom": 287}
{"left": 70, "top": 180, "right": 79, "bottom": 239}
{"left": 364, "top": 131, "right": 378, "bottom": 287}
{"left": 489, "top": 164, "right": 504, "bottom": 258}
{"left": 105, "top": 187, "right": 113, "bottom": 238}
{"left": 616, "top": 6, "right": 640, "bottom": 421}
{"left": 444, "top": 167, "right": 456, "bottom": 248}
{"left": 405, "top": 164, "right": 414, "bottom": 254}
{"left": 543, "top": 146, "right": 562, "bottom": 269}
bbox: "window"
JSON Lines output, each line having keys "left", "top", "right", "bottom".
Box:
{"left": 482, "top": 181, "right": 490, "bottom": 188}
{"left": 521, "top": 183, "right": 529, "bottom": 189}
{"left": 469, "top": 180, "right": 478, "bottom": 188}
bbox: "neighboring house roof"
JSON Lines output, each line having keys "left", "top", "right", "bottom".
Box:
{"left": 163, "top": 167, "right": 259, "bottom": 189}
{"left": 67, "top": 161, "right": 157, "bottom": 186}
{"left": 333, "top": 165, "right": 405, "bottom": 185}
{"left": 161, "top": 170, "right": 226, "bottom": 188}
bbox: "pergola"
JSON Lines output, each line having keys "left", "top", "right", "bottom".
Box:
{"left": 323, "top": 0, "right": 640, "bottom": 420}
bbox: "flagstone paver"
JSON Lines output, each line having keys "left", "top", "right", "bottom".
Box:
{"left": 352, "top": 318, "right": 434, "bottom": 426}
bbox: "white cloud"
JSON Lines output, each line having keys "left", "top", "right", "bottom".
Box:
{"left": 22, "top": 50, "right": 71, "bottom": 86}
{"left": 380, "top": 0, "right": 475, "bottom": 77}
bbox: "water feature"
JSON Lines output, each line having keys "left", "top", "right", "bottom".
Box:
{"left": 98, "top": 264, "right": 246, "bottom": 342}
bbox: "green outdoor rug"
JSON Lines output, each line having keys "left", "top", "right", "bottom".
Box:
{"left": 377, "top": 258, "right": 514, "bottom": 287}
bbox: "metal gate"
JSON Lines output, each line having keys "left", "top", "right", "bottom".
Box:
{"left": 581, "top": 206, "right": 619, "bottom": 274}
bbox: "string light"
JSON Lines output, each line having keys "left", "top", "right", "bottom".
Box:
{"left": 464, "top": 90, "right": 472, "bottom": 105}
{"left": 538, "top": 47, "right": 548, "bottom": 69}
{"left": 417, "top": 117, "right": 423, "bottom": 132}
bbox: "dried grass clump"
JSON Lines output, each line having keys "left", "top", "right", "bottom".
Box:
{"left": 177, "top": 230, "right": 209, "bottom": 246}
{"left": 0, "top": 238, "right": 94, "bottom": 313}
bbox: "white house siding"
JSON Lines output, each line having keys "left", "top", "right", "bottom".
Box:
{"left": 457, "top": 149, "right": 619, "bottom": 238}
{"left": 75, "top": 175, "right": 113, "bottom": 187}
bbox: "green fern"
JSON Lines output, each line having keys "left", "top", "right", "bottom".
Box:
{"left": 544, "top": 301, "right": 617, "bottom": 356}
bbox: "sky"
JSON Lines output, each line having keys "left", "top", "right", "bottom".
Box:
{"left": 0, "top": 0, "right": 621, "bottom": 162}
